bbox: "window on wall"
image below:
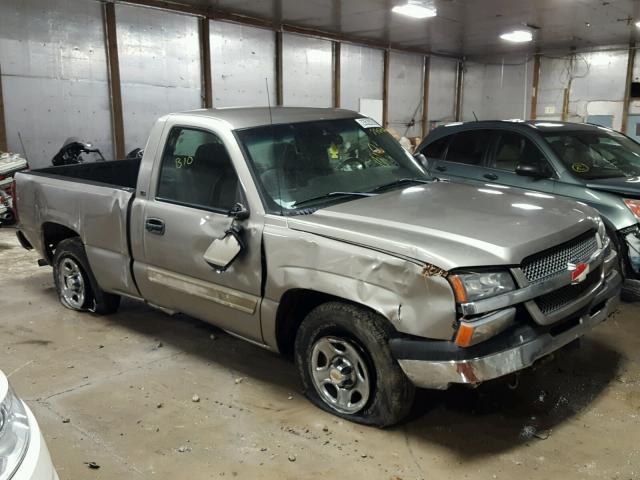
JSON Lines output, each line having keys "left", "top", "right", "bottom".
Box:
{"left": 490, "top": 132, "right": 548, "bottom": 172}
{"left": 157, "top": 127, "right": 239, "bottom": 211}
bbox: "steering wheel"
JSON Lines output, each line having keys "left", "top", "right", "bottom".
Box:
{"left": 337, "top": 157, "right": 366, "bottom": 171}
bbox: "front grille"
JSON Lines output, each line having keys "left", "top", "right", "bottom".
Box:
{"left": 521, "top": 230, "right": 598, "bottom": 283}
{"left": 534, "top": 269, "right": 601, "bottom": 315}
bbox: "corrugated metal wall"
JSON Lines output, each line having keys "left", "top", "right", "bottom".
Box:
{"left": 462, "top": 58, "right": 532, "bottom": 122}
{"left": 282, "top": 33, "right": 333, "bottom": 107}
{"left": 0, "top": 0, "right": 112, "bottom": 168}
{"left": 428, "top": 56, "right": 458, "bottom": 125}
{"left": 339, "top": 44, "right": 384, "bottom": 113}
{"left": 116, "top": 4, "right": 202, "bottom": 153}
{"left": 388, "top": 52, "right": 424, "bottom": 138}
{"left": 209, "top": 22, "right": 276, "bottom": 107}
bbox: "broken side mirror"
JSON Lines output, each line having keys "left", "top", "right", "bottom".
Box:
{"left": 203, "top": 226, "right": 245, "bottom": 272}
{"left": 228, "top": 202, "right": 250, "bottom": 221}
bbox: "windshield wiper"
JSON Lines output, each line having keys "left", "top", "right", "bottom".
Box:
{"left": 368, "top": 177, "right": 432, "bottom": 193}
{"left": 292, "top": 191, "right": 377, "bottom": 208}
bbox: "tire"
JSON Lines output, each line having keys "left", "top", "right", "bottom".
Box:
{"left": 52, "top": 237, "right": 120, "bottom": 315}
{"left": 294, "top": 302, "right": 415, "bottom": 428}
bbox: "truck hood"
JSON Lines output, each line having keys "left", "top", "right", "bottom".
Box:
{"left": 287, "top": 182, "right": 599, "bottom": 270}
{"left": 585, "top": 176, "right": 640, "bottom": 198}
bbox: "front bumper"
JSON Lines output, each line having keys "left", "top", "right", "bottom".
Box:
{"left": 391, "top": 269, "right": 622, "bottom": 389}
{"left": 11, "top": 403, "right": 59, "bottom": 480}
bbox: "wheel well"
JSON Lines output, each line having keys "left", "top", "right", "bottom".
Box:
{"left": 42, "top": 222, "right": 79, "bottom": 262}
{"left": 275, "top": 289, "right": 381, "bottom": 355}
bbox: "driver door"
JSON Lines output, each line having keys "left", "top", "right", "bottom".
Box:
{"left": 131, "top": 124, "right": 265, "bottom": 342}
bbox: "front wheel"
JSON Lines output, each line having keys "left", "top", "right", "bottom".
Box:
{"left": 53, "top": 238, "right": 120, "bottom": 314}
{"left": 295, "top": 302, "right": 415, "bottom": 427}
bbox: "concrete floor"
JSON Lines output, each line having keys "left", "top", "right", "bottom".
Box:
{"left": 1, "top": 227, "right": 640, "bottom": 480}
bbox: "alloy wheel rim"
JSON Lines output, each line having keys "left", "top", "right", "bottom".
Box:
{"left": 310, "top": 336, "right": 370, "bottom": 414}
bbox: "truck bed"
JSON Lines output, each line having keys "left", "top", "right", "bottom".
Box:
{"left": 15, "top": 159, "right": 142, "bottom": 299}
{"left": 31, "top": 158, "right": 141, "bottom": 190}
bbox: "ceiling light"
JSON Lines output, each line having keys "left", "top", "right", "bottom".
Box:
{"left": 500, "top": 30, "right": 533, "bottom": 43}
{"left": 392, "top": 2, "right": 437, "bottom": 19}
{"left": 636, "top": 20, "right": 640, "bottom": 28}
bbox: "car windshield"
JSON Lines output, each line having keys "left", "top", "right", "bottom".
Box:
{"left": 543, "top": 129, "right": 640, "bottom": 179}
{"left": 236, "top": 118, "right": 428, "bottom": 213}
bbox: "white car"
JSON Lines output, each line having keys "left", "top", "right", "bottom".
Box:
{"left": 0, "top": 371, "right": 58, "bottom": 480}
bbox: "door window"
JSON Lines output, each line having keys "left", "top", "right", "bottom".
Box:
{"left": 422, "top": 136, "right": 449, "bottom": 159}
{"left": 445, "top": 130, "right": 490, "bottom": 165}
{"left": 157, "top": 127, "right": 239, "bottom": 212}
{"left": 490, "top": 132, "right": 549, "bottom": 173}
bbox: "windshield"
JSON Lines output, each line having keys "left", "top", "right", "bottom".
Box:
{"left": 236, "top": 118, "right": 428, "bottom": 213}
{"left": 543, "top": 129, "right": 640, "bottom": 179}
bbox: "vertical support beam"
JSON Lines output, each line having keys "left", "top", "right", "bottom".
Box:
{"left": 199, "top": 17, "right": 213, "bottom": 109}
{"left": 562, "top": 87, "right": 570, "bottom": 122}
{"left": 454, "top": 60, "right": 464, "bottom": 121}
{"left": 333, "top": 41, "right": 341, "bottom": 108}
{"left": 275, "top": 30, "right": 284, "bottom": 106}
{"left": 0, "top": 64, "right": 7, "bottom": 152}
{"left": 530, "top": 53, "right": 541, "bottom": 120}
{"left": 622, "top": 42, "right": 635, "bottom": 134}
{"left": 421, "top": 56, "right": 430, "bottom": 137}
{"left": 103, "top": 2, "right": 125, "bottom": 159}
{"left": 383, "top": 49, "right": 390, "bottom": 128}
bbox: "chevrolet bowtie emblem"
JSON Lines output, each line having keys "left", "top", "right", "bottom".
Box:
{"left": 568, "top": 262, "right": 589, "bottom": 284}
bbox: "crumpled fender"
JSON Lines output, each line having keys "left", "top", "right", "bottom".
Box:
{"left": 262, "top": 224, "right": 456, "bottom": 343}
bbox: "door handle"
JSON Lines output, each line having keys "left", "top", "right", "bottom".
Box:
{"left": 435, "top": 166, "right": 447, "bottom": 172}
{"left": 145, "top": 218, "right": 165, "bottom": 235}
{"left": 483, "top": 173, "right": 499, "bottom": 181}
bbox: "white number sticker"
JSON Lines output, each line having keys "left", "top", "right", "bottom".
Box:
{"left": 355, "top": 117, "right": 381, "bottom": 129}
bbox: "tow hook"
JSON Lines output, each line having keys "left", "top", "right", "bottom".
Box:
{"left": 507, "top": 372, "right": 520, "bottom": 390}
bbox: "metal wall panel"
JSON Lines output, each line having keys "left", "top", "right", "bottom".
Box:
{"left": 461, "top": 58, "right": 532, "bottom": 121}
{"left": 339, "top": 44, "right": 384, "bottom": 113}
{"left": 0, "top": 0, "right": 112, "bottom": 168}
{"left": 116, "top": 4, "right": 202, "bottom": 153}
{"left": 210, "top": 21, "right": 276, "bottom": 107}
{"left": 428, "top": 56, "right": 457, "bottom": 126}
{"left": 388, "top": 51, "right": 424, "bottom": 138}
{"left": 282, "top": 33, "right": 332, "bottom": 107}
{"left": 536, "top": 56, "right": 568, "bottom": 121}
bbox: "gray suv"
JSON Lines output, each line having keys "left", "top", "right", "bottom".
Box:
{"left": 417, "top": 121, "right": 640, "bottom": 298}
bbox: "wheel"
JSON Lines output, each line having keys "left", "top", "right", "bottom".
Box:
{"left": 53, "top": 237, "right": 120, "bottom": 314}
{"left": 295, "top": 302, "right": 415, "bottom": 427}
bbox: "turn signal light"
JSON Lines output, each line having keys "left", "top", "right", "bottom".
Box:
{"left": 449, "top": 275, "right": 468, "bottom": 303}
{"left": 455, "top": 324, "right": 474, "bottom": 347}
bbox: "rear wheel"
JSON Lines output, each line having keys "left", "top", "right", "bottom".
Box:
{"left": 295, "top": 302, "right": 415, "bottom": 427}
{"left": 53, "top": 238, "right": 120, "bottom": 314}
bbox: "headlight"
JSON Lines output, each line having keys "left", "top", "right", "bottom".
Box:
{"left": 624, "top": 198, "right": 640, "bottom": 220}
{"left": 448, "top": 271, "right": 515, "bottom": 303}
{"left": 0, "top": 381, "right": 30, "bottom": 480}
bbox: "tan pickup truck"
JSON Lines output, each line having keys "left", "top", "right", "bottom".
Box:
{"left": 14, "top": 108, "right": 621, "bottom": 426}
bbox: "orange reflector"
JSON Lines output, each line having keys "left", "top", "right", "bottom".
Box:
{"left": 448, "top": 275, "right": 468, "bottom": 303}
{"left": 455, "top": 323, "right": 474, "bottom": 347}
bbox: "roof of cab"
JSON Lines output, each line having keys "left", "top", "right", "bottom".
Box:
{"left": 171, "top": 107, "right": 362, "bottom": 130}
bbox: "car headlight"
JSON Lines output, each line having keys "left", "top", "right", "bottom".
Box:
{"left": 448, "top": 271, "right": 515, "bottom": 303}
{"left": 0, "top": 381, "right": 30, "bottom": 480}
{"left": 623, "top": 198, "right": 640, "bottom": 220}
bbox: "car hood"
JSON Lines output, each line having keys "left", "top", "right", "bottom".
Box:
{"left": 287, "top": 182, "right": 599, "bottom": 270}
{"left": 585, "top": 176, "right": 640, "bottom": 198}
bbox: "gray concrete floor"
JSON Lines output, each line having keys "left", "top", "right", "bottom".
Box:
{"left": 1, "top": 227, "right": 639, "bottom": 480}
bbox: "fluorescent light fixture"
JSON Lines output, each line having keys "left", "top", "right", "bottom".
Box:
{"left": 500, "top": 30, "right": 533, "bottom": 43}
{"left": 392, "top": 2, "right": 437, "bottom": 19}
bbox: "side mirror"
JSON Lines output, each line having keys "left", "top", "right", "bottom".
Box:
{"left": 515, "top": 162, "right": 548, "bottom": 178}
{"left": 203, "top": 226, "right": 245, "bottom": 272}
{"left": 228, "top": 202, "right": 250, "bottom": 221}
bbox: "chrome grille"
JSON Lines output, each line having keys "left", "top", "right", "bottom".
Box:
{"left": 521, "top": 231, "right": 598, "bottom": 283}
{"left": 534, "top": 269, "right": 601, "bottom": 314}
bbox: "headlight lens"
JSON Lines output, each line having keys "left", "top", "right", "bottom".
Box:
{"left": 0, "top": 384, "right": 30, "bottom": 480}
{"left": 448, "top": 271, "right": 515, "bottom": 303}
{"left": 623, "top": 198, "right": 640, "bottom": 220}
